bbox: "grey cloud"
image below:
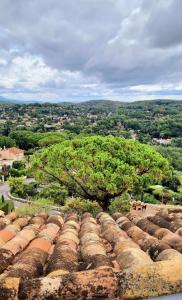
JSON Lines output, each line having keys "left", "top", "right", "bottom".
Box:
{"left": 0, "top": 0, "right": 182, "bottom": 101}
{"left": 146, "top": 0, "right": 182, "bottom": 48}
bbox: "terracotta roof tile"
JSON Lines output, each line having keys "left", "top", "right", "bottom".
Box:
{"left": 0, "top": 208, "right": 181, "bottom": 299}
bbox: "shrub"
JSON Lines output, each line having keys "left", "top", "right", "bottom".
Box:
{"left": 9, "top": 168, "right": 30, "bottom": 177}
{"left": 12, "top": 160, "right": 26, "bottom": 170}
{"left": 108, "top": 193, "right": 130, "bottom": 214}
{"left": 15, "top": 198, "right": 53, "bottom": 216}
{"left": 62, "top": 197, "right": 102, "bottom": 216}
{"left": 8, "top": 176, "right": 39, "bottom": 198}
{"left": 39, "top": 183, "right": 67, "bottom": 205}
{"left": 0, "top": 197, "right": 14, "bottom": 214}
{"left": 23, "top": 182, "right": 39, "bottom": 197}
{"left": 8, "top": 176, "right": 24, "bottom": 197}
{"left": 143, "top": 193, "right": 160, "bottom": 204}
{"left": 153, "top": 188, "right": 175, "bottom": 204}
{"left": 173, "top": 192, "right": 182, "bottom": 205}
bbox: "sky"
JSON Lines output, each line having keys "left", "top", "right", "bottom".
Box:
{"left": 1, "top": 0, "right": 182, "bottom": 102}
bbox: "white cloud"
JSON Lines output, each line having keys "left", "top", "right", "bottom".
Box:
{"left": 0, "top": 54, "right": 58, "bottom": 89}
{"left": 0, "top": 0, "right": 182, "bottom": 102}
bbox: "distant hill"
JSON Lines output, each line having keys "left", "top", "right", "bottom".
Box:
{"left": 0, "top": 96, "right": 182, "bottom": 106}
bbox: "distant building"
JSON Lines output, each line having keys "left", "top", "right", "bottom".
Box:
{"left": 153, "top": 138, "right": 172, "bottom": 145}
{"left": 130, "top": 130, "right": 137, "bottom": 140}
{"left": 116, "top": 121, "right": 124, "bottom": 129}
{"left": 0, "top": 147, "right": 25, "bottom": 169}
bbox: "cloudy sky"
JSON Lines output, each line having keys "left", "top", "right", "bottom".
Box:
{"left": 0, "top": 0, "right": 182, "bottom": 102}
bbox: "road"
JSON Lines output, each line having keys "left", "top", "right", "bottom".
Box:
{"left": 0, "top": 178, "right": 35, "bottom": 208}
{"left": 0, "top": 178, "right": 60, "bottom": 213}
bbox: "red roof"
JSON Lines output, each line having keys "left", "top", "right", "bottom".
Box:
{"left": 7, "top": 147, "right": 24, "bottom": 154}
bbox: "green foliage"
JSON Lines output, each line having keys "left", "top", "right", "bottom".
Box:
{"left": 9, "top": 131, "right": 42, "bottom": 150}
{"left": 9, "top": 168, "right": 21, "bottom": 177}
{"left": 12, "top": 160, "right": 26, "bottom": 170}
{"left": 22, "top": 182, "right": 39, "bottom": 197}
{"left": 61, "top": 197, "right": 102, "bottom": 216}
{"left": 15, "top": 198, "right": 53, "bottom": 216}
{"left": 9, "top": 130, "right": 71, "bottom": 150}
{"left": 162, "top": 175, "right": 181, "bottom": 192}
{"left": 153, "top": 188, "right": 175, "bottom": 204}
{"left": 0, "top": 196, "right": 14, "bottom": 214}
{"left": 8, "top": 176, "right": 24, "bottom": 197}
{"left": 39, "top": 183, "right": 67, "bottom": 205}
{"left": 38, "top": 132, "right": 71, "bottom": 147}
{"left": 108, "top": 193, "right": 130, "bottom": 214}
{"left": 155, "top": 146, "right": 182, "bottom": 171}
{"left": 8, "top": 176, "right": 37, "bottom": 198}
{"left": 32, "top": 135, "right": 170, "bottom": 208}
{"left": 9, "top": 168, "right": 28, "bottom": 177}
{"left": 142, "top": 193, "right": 160, "bottom": 204}
{"left": 174, "top": 192, "right": 182, "bottom": 205}
{"left": 0, "top": 135, "right": 16, "bottom": 148}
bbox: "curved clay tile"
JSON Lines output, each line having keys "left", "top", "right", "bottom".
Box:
{"left": 80, "top": 214, "right": 112, "bottom": 269}
{"left": 46, "top": 213, "right": 79, "bottom": 275}
{"left": 98, "top": 213, "right": 153, "bottom": 270}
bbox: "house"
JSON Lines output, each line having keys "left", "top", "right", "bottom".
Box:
{"left": 0, "top": 147, "right": 25, "bottom": 168}
{"left": 153, "top": 138, "right": 172, "bottom": 145}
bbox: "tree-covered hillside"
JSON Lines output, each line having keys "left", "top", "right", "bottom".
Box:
{"left": 0, "top": 99, "right": 181, "bottom": 170}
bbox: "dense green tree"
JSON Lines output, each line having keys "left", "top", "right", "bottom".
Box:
{"left": 38, "top": 132, "right": 71, "bottom": 147}
{"left": 32, "top": 136, "right": 170, "bottom": 209}
{"left": 0, "top": 135, "right": 16, "bottom": 148}
{"left": 156, "top": 146, "right": 182, "bottom": 171}
{"left": 9, "top": 131, "right": 42, "bottom": 150}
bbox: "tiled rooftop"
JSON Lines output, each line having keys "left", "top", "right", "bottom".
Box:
{"left": 0, "top": 207, "right": 181, "bottom": 299}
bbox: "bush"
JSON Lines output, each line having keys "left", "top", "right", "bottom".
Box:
{"left": 9, "top": 168, "right": 28, "bottom": 177}
{"left": 8, "top": 176, "right": 39, "bottom": 198}
{"left": 23, "top": 182, "right": 39, "bottom": 197}
{"left": 39, "top": 183, "right": 67, "bottom": 205}
{"left": 153, "top": 188, "right": 175, "bottom": 204}
{"left": 62, "top": 197, "right": 102, "bottom": 216}
{"left": 143, "top": 193, "right": 160, "bottom": 204}
{"left": 15, "top": 198, "right": 53, "bottom": 216}
{"left": 0, "top": 196, "right": 14, "bottom": 214}
{"left": 8, "top": 176, "right": 24, "bottom": 197}
{"left": 173, "top": 192, "right": 182, "bottom": 205}
{"left": 108, "top": 193, "right": 131, "bottom": 214}
{"left": 12, "top": 160, "right": 26, "bottom": 170}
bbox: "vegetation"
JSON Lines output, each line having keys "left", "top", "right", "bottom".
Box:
{"left": 155, "top": 146, "right": 182, "bottom": 171}
{"left": 0, "top": 195, "right": 14, "bottom": 214}
{"left": 32, "top": 135, "right": 170, "bottom": 209}
{"left": 1, "top": 100, "right": 182, "bottom": 211}
{"left": 8, "top": 177, "right": 38, "bottom": 198}
{"left": 39, "top": 183, "right": 67, "bottom": 205}
{"left": 0, "top": 135, "right": 16, "bottom": 148}
{"left": 15, "top": 198, "right": 53, "bottom": 216}
{"left": 8, "top": 176, "right": 25, "bottom": 198}
{"left": 60, "top": 197, "right": 102, "bottom": 217}
{"left": 108, "top": 193, "right": 131, "bottom": 214}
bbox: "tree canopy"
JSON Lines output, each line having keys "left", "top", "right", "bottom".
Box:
{"left": 0, "top": 135, "right": 16, "bottom": 148}
{"left": 32, "top": 136, "right": 171, "bottom": 208}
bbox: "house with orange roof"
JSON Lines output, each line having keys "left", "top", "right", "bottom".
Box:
{"left": 0, "top": 147, "right": 24, "bottom": 169}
